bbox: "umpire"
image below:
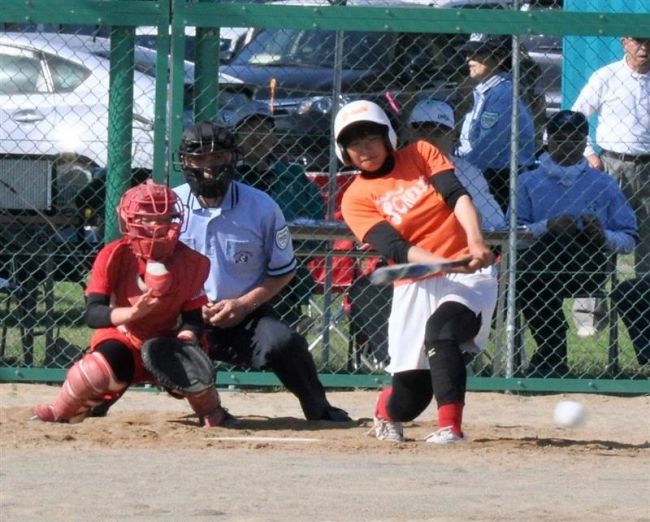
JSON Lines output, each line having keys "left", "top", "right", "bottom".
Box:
{"left": 173, "top": 122, "right": 351, "bottom": 422}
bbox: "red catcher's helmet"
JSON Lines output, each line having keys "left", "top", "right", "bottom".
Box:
{"left": 118, "top": 180, "right": 183, "bottom": 260}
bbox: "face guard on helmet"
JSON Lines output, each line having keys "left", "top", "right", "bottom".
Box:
{"left": 118, "top": 179, "right": 183, "bottom": 261}
{"left": 178, "top": 122, "right": 238, "bottom": 199}
{"left": 334, "top": 100, "right": 397, "bottom": 165}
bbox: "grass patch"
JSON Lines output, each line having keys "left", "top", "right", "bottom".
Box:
{"left": 1, "top": 270, "right": 647, "bottom": 382}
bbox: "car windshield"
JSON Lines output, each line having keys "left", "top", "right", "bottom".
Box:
{"left": 232, "top": 28, "right": 393, "bottom": 70}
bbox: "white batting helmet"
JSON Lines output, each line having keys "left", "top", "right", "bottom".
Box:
{"left": 409, "top": 99, "right": 455, "bottom": 129}
{"left": 334, "top": 100, "right": 397, "bottom": 165}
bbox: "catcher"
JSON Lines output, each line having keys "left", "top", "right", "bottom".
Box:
{"left": 33, "top": 180, "right": 228, "bottom": 427}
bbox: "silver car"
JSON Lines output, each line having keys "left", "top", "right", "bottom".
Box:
{"left": 0, "top": 33, "right": 157, "bottom": 212}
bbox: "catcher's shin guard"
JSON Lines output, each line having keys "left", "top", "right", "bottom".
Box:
{"left": 33, "top": 352, "right": 127, "bottom": 423}
{"left": 185, "top": 388, "right": 227, "bottom": 427}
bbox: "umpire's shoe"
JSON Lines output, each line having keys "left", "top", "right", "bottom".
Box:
{"left": 319, "top": 405, "right": 352, "bottom": 422}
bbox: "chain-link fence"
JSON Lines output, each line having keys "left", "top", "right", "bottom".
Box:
{"left": 1, "top": 0, "right": 648, "bottom": 392}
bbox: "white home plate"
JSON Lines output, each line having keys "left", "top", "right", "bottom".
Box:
{"left": 206, "top": 436, "right": 320, "bottom": 443}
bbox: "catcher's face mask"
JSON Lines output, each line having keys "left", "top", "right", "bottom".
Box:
{"left": 118, "top": 180, "right": 183, "bottom": 261}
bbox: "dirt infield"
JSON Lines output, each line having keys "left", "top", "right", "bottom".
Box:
{"left": 1, "top": 383, "right": 648, "bottom": 521}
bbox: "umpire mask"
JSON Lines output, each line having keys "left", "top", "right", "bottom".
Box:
{"left": 178, "top": 122, "right": 238, "bottom": 199}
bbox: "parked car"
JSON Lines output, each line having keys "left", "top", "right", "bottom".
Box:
{"left": 0, "top": 33, "right": 158, "bottom": 213}
{"left": 218, "top": 0, "right": 561, "bottom": 169}
{"left": 0, "top": 32, "right": 242, "bottom": 214}
{"left": 88, "top": 37, "right": 244, "bottom": 126}
{"left": 218, "top": 1, "right": 468, "bottom": 168}
{"left": 520, "top": 0, "right": 562, "bottom": 116}
{"left": 135, "top": 25, "right": 255, "bottom": 64}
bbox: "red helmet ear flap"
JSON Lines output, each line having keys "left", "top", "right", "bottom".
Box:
{"left": 118, "top": 180, "right": 183, "bottom": 260}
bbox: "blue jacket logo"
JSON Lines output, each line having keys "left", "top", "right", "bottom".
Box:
{"left": 480, "top": 112, "right": 499, "bottom": 130}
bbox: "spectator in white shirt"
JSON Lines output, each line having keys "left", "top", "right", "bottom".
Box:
{"left": 572, "top": 36, "right": 649, "bottom": 273}
{"left": 571, "top": 36, "right": 649, "bottom": 336}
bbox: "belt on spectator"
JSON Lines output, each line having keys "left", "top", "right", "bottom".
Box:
{"left": 602, "top": 150, "right": 650, "bottom": 162}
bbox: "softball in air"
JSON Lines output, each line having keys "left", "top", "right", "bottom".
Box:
{"left": 144, "top": 261, "right": 173, "bottom": 296}
{"left": 553, "top": 400, "right": 587, "bottom": 428}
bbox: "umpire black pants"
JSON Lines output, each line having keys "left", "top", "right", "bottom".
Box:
{"left": 205, "top": 304, "right": 331, "bottom": 419}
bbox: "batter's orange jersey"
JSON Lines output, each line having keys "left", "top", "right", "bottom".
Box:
{"left": 85, "top": 239, "right": 210, "bottom": 348}
{"left": 342, "top": 140, "right": 470, "bottom": 271}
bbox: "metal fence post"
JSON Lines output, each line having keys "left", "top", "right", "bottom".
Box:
{"left": 505, "top": 9, "right": 522, "bottom": 379}
{"left": 194, "top": 0, "right": 221, "bottom": 122}
{"left": 320, "top": 3, "right": 347, "bottom": 367}
{"left": 152, "top": 5, "right": 172, "bottom": 184}
{"left": 168, "top": 0, "right": 189, "bottom": 188}
{"left": 105, "top": 25, "right": 136, "bottom": 241}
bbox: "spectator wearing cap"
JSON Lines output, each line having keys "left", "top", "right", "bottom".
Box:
{"left": 456, "top": 33, "right": 536, "bottom": 214}
{"left": 407, "top": 98, "right": 505, "bottom": 231}
{"left": 218, "top": 100, "right": 324, "bottom": 329}
{"left": 509, "top": 110, "right": 637, "bottom": 377}
{"left": 218, "top": 100, "right": 324, "bottom": 223}
{"left": 571, "top": 36, "right": 650, "bottom": 277}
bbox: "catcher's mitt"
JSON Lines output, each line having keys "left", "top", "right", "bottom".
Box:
{"left": 141, "top": 337, "right": 215, "bottom": 395}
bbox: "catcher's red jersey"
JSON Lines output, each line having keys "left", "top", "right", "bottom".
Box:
{"left": 342, "top": 140, "right": 469, "bottom": 262}
{"left": 86, "top": 239, "right": 210, "bottom": 346}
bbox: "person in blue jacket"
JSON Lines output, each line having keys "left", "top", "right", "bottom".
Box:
{"left": 457, "top": 33, "right": 536, "bottom": 213}
{"left": 510, "top": 111, "right": 637, "bottom": 377}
